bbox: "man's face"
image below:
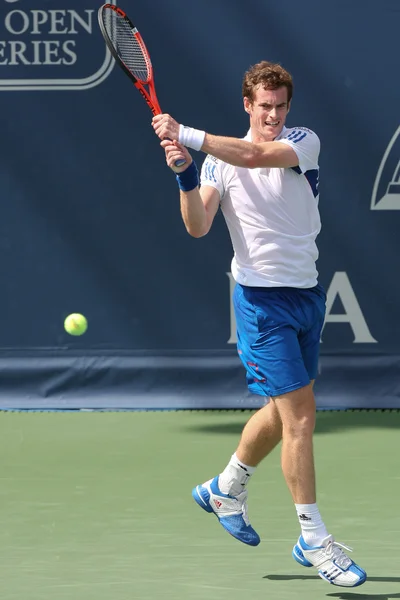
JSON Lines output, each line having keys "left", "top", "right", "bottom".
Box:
{"left": 244, "top": 85, "right": 290, "bottom": 142}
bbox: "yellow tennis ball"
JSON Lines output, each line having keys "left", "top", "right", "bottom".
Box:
{"left": 64, "top": 313, "right": 88, "bottom": 336}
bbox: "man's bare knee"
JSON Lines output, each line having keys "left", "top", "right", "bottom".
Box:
{"left": 272, "top": 384, "right": 316, "bottom": 437}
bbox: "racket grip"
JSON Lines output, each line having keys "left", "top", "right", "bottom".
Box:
{"left": 164, "top": 136, "right": 186, "bottom": 168}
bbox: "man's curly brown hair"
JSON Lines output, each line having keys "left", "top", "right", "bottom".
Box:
{"left": 242, "top": 61, "right": 293, "bottom": 104}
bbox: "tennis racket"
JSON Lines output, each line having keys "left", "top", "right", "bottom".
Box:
{"left": 98, "top": 3, "right": 186, "bottom": 168}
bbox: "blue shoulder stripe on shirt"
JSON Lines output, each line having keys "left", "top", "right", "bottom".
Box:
{"left": 287, "top": 130, "right": 307, "bottom": 143}
{"left": 204, "top": 161, "right": 217, "bottom": 183}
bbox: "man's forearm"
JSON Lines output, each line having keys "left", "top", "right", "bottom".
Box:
{"left": 180, "top": 188, "right": 208, "bottom": 238}
{"left": 177, "top": 126, "right": 298, "bottom": 169}
{"left": 177, "top": 124, "right": 259, "bottom": 168}
{"left": 201, "top": 134, "right": 259, "bottom": 168}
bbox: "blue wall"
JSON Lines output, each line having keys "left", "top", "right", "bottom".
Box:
{"left": 0, "top": 0, "right": 399, "bottom": 408}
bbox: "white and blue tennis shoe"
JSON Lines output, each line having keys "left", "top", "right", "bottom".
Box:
{"left": 192, "top": 476, "right": 260, "bottom": 546}
{"left": 292, "top": 534, "right": 367, "bottom": 587}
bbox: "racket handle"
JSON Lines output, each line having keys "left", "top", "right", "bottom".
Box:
{"left": 164, "top": 136, "right": 186, "bottom": 169}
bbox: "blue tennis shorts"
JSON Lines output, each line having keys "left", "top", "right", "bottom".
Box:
{"left": 233, "top": 283, "right": 326, "bottom": 398}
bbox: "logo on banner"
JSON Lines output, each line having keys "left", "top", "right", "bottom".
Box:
{"left": 371, "top": 125, "right": 400, "bottom": 210}
{"left": 0, "top": 0, "right": 115, "bottom": 91}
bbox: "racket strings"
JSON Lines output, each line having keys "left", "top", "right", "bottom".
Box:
{"left": 103, "top": 11, "right": 151, "bottom": 83}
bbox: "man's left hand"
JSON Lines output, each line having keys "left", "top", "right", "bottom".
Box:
{"left": 152, "top": 114, "right": 180, "bottom": 141}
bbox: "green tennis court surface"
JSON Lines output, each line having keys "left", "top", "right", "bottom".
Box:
{"left": 0, "top": 410, "right": 399, "bottom": 600}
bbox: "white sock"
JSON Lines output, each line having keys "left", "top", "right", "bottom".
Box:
{"left": 295, "top": 503, "right": 329, "bottom": 546}
{"left": 218, "top": 453, "right": 256, "bottom": 496}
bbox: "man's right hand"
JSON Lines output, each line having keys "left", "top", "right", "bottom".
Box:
{"left": 160, "top": 139, "right": 192, "bottom": 173}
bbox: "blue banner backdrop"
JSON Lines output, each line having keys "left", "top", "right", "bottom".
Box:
{"left": 0, "top": 0, "right": 399, "bottom": 408}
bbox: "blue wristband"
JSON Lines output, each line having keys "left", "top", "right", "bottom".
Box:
{"left": 176, "top": 161, "right": 199, "bottom": 192}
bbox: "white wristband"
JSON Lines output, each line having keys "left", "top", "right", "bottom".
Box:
{"left": 178, "top": 124, "right": 206, "bottom": 151}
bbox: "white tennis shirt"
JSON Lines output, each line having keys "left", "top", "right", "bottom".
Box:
{"left": 200, "top": 126, "right": 321, "bottom": 288}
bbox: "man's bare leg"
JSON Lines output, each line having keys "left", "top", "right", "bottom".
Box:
{"left": 218, "top": 399, "right": 282, "bottom": 495}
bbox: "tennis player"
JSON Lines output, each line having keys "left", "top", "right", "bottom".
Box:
{"left": 152, "top": 60, "right": 366, "bottom": 588}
